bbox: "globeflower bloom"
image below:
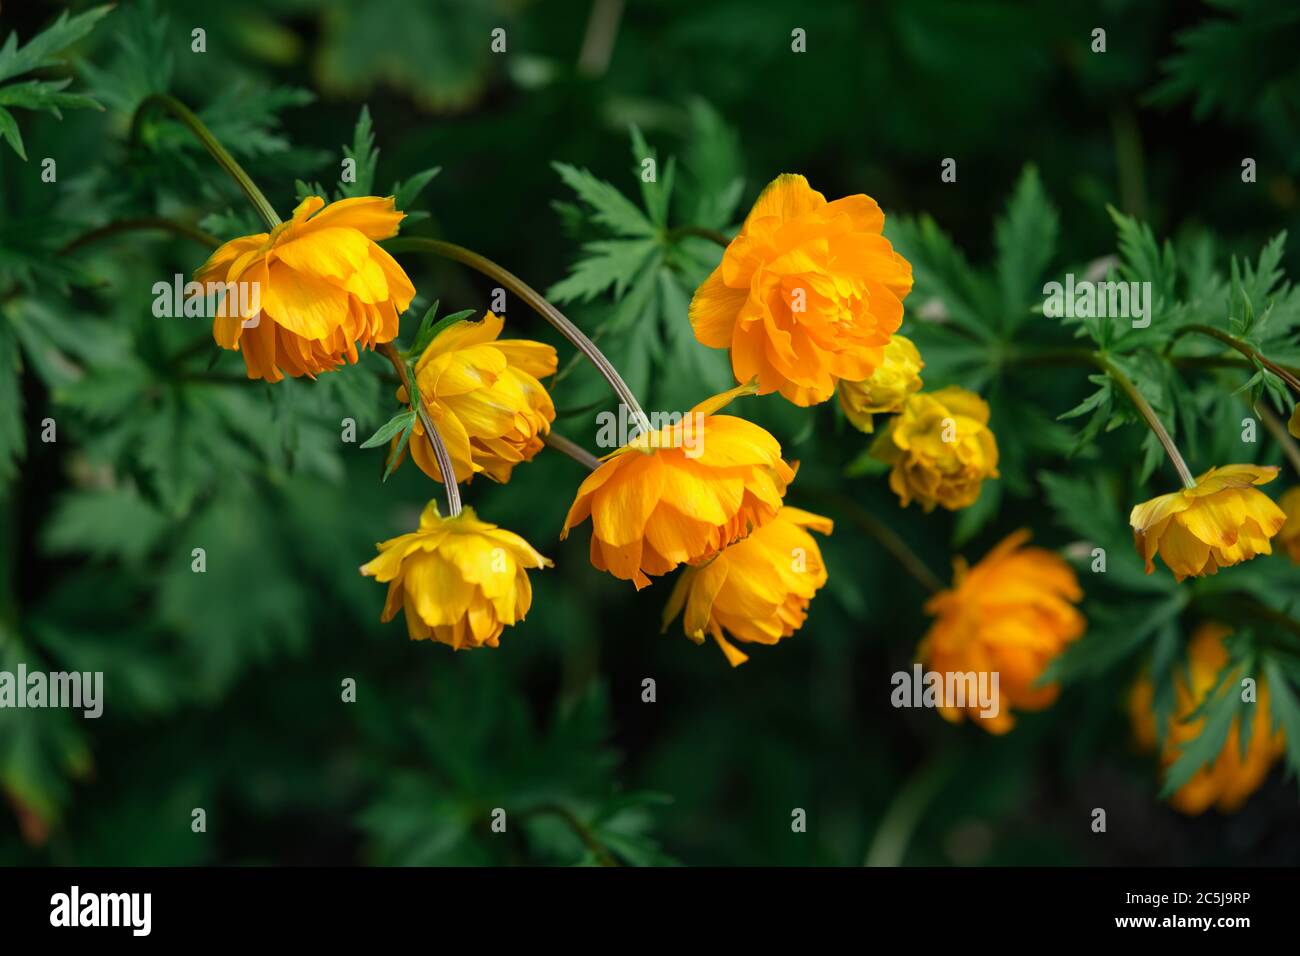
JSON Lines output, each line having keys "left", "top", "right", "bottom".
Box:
{"left": 195, "top": 195, "right": 416, "bottom": 381}
{"left": 1129, "top": 622, "right": 1285, "bottom": 814}
{"left": 869, "top": 386, "right": 999, "bottom": 511}
{"left": 397, "top": 312, "right": 557, "bottom": 484}
{"left": 919, "top": 530, "right": 1084, "bottom": 734}
{"left": 561, "top": 384, "right": 795, "bottom": 590}
{"left": 661, "top": 506, "right": 832, "bottom": 666}
{"left": 837, "top": 334, "right": 924, "bottom": 433}
{"left": 689, "top": 174, "right": 913, "bottom": 407}
{"left": 360, "top": 502, "right": 551, "bottom": 649}
{"left": 1130, "top": 465, "right": 1286, "bottom": 580}
{"left": 1275, "top": 486, "right": 1300, "bottom": 564}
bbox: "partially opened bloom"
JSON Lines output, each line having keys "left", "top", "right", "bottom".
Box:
{"left": 837, "top": 333, "right": 924, "bottom": 433}
{"left": 195, "top": 195, "right": 416, "bottom": 381}
{"left": 396, "top": 312, "right": 557, "bottom": 484}
{"left": 561, "top": 383, "right": 795, "bottom": 590}
{"left": 689, "top": 174, "right": 913, "bottom": 406}
{"left": 1130, "top": 465, "right": 1286, "bottom": 580}
{"left": 1275, "top": 486, "right": 1300, "bottom": 563}
{"left": 919, "top": 530, "right": 1084, "bottom": 734}
{"left": 661, "top": 506, "right": 832, "bottom": 666}
{"left": 360, "top": 502, "right": 551, "bottom": 649}
{"left": 1129, "top": 622, "right": 1285, "bottom": 814}
{"left": 869, "top": 386, "right": 999, "bottom": 511}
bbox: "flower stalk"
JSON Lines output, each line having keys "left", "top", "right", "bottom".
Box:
{"left": 1094, "top": 353, "right": 1196, "bottom": 489}
{"left": 378, "top": 342, "right": 462, "bottom": 517}
{"left": 384, "top": 237, "right": 653, "bottom": 437}
{"left": 544, "top": 431, "right": 601, "bottom": 471}
{"left": 129, "top": 93, "right": 282, "bottom": 230}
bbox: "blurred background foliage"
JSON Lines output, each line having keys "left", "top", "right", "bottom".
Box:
{"left": 1, "top": 0, "right": 1299, "bottom": 865}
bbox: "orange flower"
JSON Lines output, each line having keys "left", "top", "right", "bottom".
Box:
{"left": 195, "top": 195, "right": 415, "bottom": 381}
{"left": 1129, "top": 623, "right": 1285, "bottom": 814}
{"left": 689, "top": 174, "right": 913, "bottom": 406}
{"left": 360, "top": 502, "right": 551, "bottom": 649}
{"left": 1130, "top": 465, "right": 1286, "bottom": 580}
{"left": 397, "top": 312, "right": 557, "bottom": 484}
{"left": 837, "top": 333, "right": 923, "bottom": 433}
{"left": 662, "top": 506, "right": 832, "bottom": 666}
{"left": 561, "top": 383, "right": 794, "bottom": 590}
{"left": 919, "top": 531, "right": 1085, "bottom": 734}
{"left": 869, "top": 386, "right": 999, "bottom": 511}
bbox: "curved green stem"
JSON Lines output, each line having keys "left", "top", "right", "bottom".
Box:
{"left": 384, "top": 237, "right": 652, "bottom": 437}
{"left": 544, "top": 431, "right": 601, "bottom": 471}
{"left": 863, "top": 759, "right": 952, "bottom": 867}
{"left": 1169, "top": 324, "right": 1300, "bottom": 392}
{"left": 60, "top": 216, "right": 220, "bottom": 255}
{"left": 1094, "top": 352, "right": 1196, "bottom": 489}
{"left": 129, "top": 93, "right": 281, "bottom": 230}
{"left": 378, "top": 342, "right": 462, "bottom": 517}
{"left": 665, "top": 224, "right": 731, "bottom": 248}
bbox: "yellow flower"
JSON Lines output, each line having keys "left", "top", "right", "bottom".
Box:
{"left": 1130, "top": 465, "right": 1286, "bottom": 580}
{"left": 397, "top": 312, "right": 557, "bottom": 484}
{"left": 195, "top": 195, "right": 416, "bottom": 382}
{"left": 1276, "top": 486, "right": 1300, "bottom": 563}
{"left": 1129, "top": 622, "right": 1285, "bottom": 814}
{"left": 869, "top": 386, "right": 999, "bottom": 511}
{"left": 920, "top": 530, "right": 1085, "bottom": 734}
{"left": 661, "top": 506, "right": 832, "bottom": 667}
{"left": 837, "top": 334, "right": 923, "bottom": 433}
{"left": 561, "top": 383, "right": 795, "bottom": 590}
{"left": 360, "top": 502, "right": 551, "bottom": 649}
{"left": 689, "top": 174, "right": 913, "bottom": 407}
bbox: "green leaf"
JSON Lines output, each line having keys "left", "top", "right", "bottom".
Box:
{"left": 0, "top": 105, "right": 24, "bottom": 160}
{"left": 0, "top": 5, "right": 114, "bottom": 84}
{"left": 393, "top": 166, "right": 441, "bottom": 214}
{"left": 1056, "top": 376, "right": 1111, "bottom": 421}
{"left": 552, "top": 162, "right": 655, "bottom": 238}
{"left": 886, "top": 214, "right": 999, "bottom": 342}
{"left": 0, "top": 319, "right": 24, "bottom": 481}
{"left": 995, "top": 165, "right": 1058, "bottom": 330}
{"left": 360, "top": 409, "right": 417, "bottom": 449}
{"left": 547, "top": 238, "right": 658, "bottom": 304}
{"left": 43, "top": 487, "right": 170, "bottom": 563}
{"left": 0, "top": 4, "right": 112, "bottom": 158}
{"left": 338, "top": 105, "right": 377, "bottom": 198}
{"left": 383, "top": 418, "right": 415, "bottom": 482}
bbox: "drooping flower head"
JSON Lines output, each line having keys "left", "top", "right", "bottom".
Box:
{"left": 396, "top": 312, "right": 557, "bottom": 484}
{"left": 919, "top": 530, "right": 1084, "bottom": 734}
{"left": 1274, "top": 486, "right": 1300, "bottom": 564}
{"left": 1130, "top": 464, "right": 1286, "bottom": 580}
{"left": 561, "top": 383, "right": 795, "bottom": 590}
{"left": 689, "top": 174, "right": 913, "bottom": 407}
{"left": 195, "top": 196, "right": 416, "bottom": 381}
{"left": 869, "top": 386, "right": 999, "bottom": 512}
{"left": 837, "top": 333, "right": 924, "bottom": 433}
{"left": 662, "top": 506, "right": 832, "bottom": 666}
{"left": 360, "top": 502, "right": 551, "bottom": 650}
{"left": 1129, "top": 622, "right": 1285, "bottom": 814}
